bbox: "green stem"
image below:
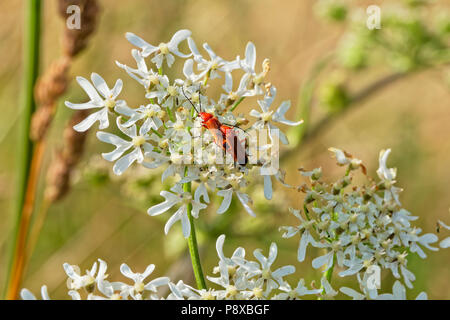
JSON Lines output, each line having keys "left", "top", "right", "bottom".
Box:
{"left": 151, "top": 128, "right": 163, "bottom": 138}
{"left": 324, "top": 254, "right": 336, "bottom": 283}
{"left": 4, "top": 0, "right": 41, "bottom": 298}
{"left": 166, "top": 107, "right": 175, "bottom": 122}
{"left": 183, "top": 175, "right": 207, "bottom": 290}
{"left": 230, "top": 97, "right": 245, "bottom": 112}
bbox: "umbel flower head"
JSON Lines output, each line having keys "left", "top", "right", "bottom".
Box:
{"left": 281, "top": 148, "right": 442, "bottom": 299}
{"left": 65, "top": 29, "right": 302, "bottom": 238}
{"left": 21, "top": 236, "right": 318, "bottom": 300}
{"left": 23, "top": 226, "right": 442, "bottom": 300}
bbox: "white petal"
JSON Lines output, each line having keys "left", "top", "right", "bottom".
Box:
{"left": 272, "top": 265, "right": 295, "bottom": 281}
{"left": 63, "top": 263, "right": 79, "bottom": 280}
{"left": 91, "top": 73, "right": 111, "bottom": 98}
{"left": 217, "top": 188, "right": 233, "bottom": 214}
{"left": 312, "top": 251, "right": 333, "bottom": 269}
{"left": 145, "top": 277, "right": 170, "bottom": 291}
{"left": 20, "top": 289, "right": 36, "bottom": 300}
{"left": 245, "top": 42, "right": 256, "bottom": 70}
{"left": 223, "top": 72, "right": 233, "bottom": 93}
{"left": 110, "top": 79, "right": 123, "bottom": 99}
{"left": 339, "top": 263, "right": 364, "bottom": 277}
{"left": 180, "top": 207, "right": 191, "bottom": 238}
{"left": 202, "top": 43, "right": 217, "bottom": 60}
{"left": 141, "top": 264, "right": 156, "bottom": 280}
{"left": 269, "top": 123, "right": 288, "bottom": 145}
{"left": 392, "top": 281, "right": 406, "bottom": 300}
{"left": 97, "top": 131, "right": 128, "bottom": 148}
{"left": 117, "top": 117, "right": 137, "bottom": 138}
{"left": 438, "top": 220, "right": 450, "bottom": 230}
{"left": 115, "top": 104, "right": 136, "bottom": 117}
{"left": 400, "top": 265, "right": 415, "bottom": 289}
{"left": 168, "top": 30, "right": 192, "bottom": 55}
{"left": 166, "top": 53, "right": 175, "bottom": 67}
{"left": 340, "top": 287, "right": 364, "bottom": 300}
{"left": 191, "top": 201, "right": 207, "bottom": 218}
{"left": 440, "top": 236, "right": 450, "bottom": 248}
{"left": 273, "top": 101, "right": 303, "bottom": 126}
{"left": 415, "top": 292, "right": 428, "bottom": 300}
{"left": 113, "top": 148, "right": 141, "bottom": 175}
{"left": 236, "top": 191, "right": 256, "bottom": 217}
{"left": 65, "top": 101, "right": 100, "bottom": 110}
{"left": 68, "top": 290, "right": 81, "bottom": 300}
{"left": 120, "top": 263, "right": 136, "bottom": 280}
{"left": 126, "top": 32, "right": 158, "bottom": 57}
{"left": 267, "top": 242, "right": 278, "bottom": 266}
{"left": 76, "top": 76, "right": 102, "bottom": 102}
{"left": 188, "top": 37, "right": 202, "bottom": 61}
{"left": 147, "top": 191, "right": 179, "bottom": 216}
{"left": 263, "top": 175, "right": 272, "bottom": 200}
{"left": 73, "top": 108, "right": 108, "bottom": 132}
{"left": 194, "top": 183, "right": 209, "bottom": 203}
{"left": 164, "top": 206, "right": 184, "bottom": 235}
{"left": 215, "top": 235, "right": 226, "bottom": 261}
{"left": 297, "top": 231, "right": 310, "bottom": 262}
{"left": 253, "top": 249, "right": 267, "bottom": 267}
{"left": 140, "top": 118, "right": 154, "bottom": 135}
{"left": 249, "top": 109, "right": 262, "bottom": 118}
{"left": 40, "top": 285, "right": 50, "bottom": 300}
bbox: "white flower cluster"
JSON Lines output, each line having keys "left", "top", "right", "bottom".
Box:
{"left": 20, "top": 235, "right": 322, "bottom": 300}
{"left": 65, "top": 29, "right": 302, "bottom": 238}
{"left": 23, "top": 229, "right": 437, "bottom": 300}
{"left": 21, "top": 259, "right": 169, "bottom": 300}
{"left": 281, "top": 148, "right": 443, "bottom": 299}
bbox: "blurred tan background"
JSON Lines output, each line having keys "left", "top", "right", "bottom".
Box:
{"left": 0, "top": 0, "right": 449, "bottom": 299}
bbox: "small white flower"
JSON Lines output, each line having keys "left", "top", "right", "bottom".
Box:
{"left": 220, "top": 72, "right": 253, "bottom": 103}
{"left": 377, "top": 149, "right": 402, "bottom": 205}
{"left": 207, "top": 260, "right": 246, "bottom": 300}
{"left": 121, "top": 104, "right": 163, "bottom": 131}
{"left": 147, "top": 184, "right": 207, "bottom": 238}
{"left": 217, "top": 187, "right": 255, "bottom": 217}
{"left": 97, "top": 117, "right": 152, "bottom": 175}
{"left": 250, "top": 87, "right": 303, "bottom": 145}
{"left": 208, "top": 234, "right": 246, "bottom": 284}
{"left": 188, "top": 38, "right": 239, "bottom": 80}
{"left": 116, "top": 49, "right": 160, "bottom": 90}
{"left": 275, "top": 279, "right": 322, "bottom": 300}
{"left": 280, "top": 208, "right": 316, "bottom": 263}
{"left": 238, "top": 42, "right": 270, "bottom": 95}
{"left": 236, "top": 242, "right": 295, "bottom": 294}
{"left": 63, "top": 259, "right": 107, "bottom": 292}
{"left": 126, "top": 30, "right": 192, "bottom": 68}
{"left": 119, "top": 263, "right": 169, "bottom": 300}
{"left": 65, "top": 73, "right": 126, "bottom": 132}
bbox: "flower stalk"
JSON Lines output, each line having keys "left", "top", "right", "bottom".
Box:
{"left": 4, "top": 0, "right": 41, "bottom": 300}
{"left": 183, "top": 179, "right": 207, "bottom": 290}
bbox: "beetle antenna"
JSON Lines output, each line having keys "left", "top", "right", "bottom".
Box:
{"left": 198, "top": 84, "right": 202, "bottom": 112}
{"left": 182, "top": 86, "right": 199, "bottom": 114}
